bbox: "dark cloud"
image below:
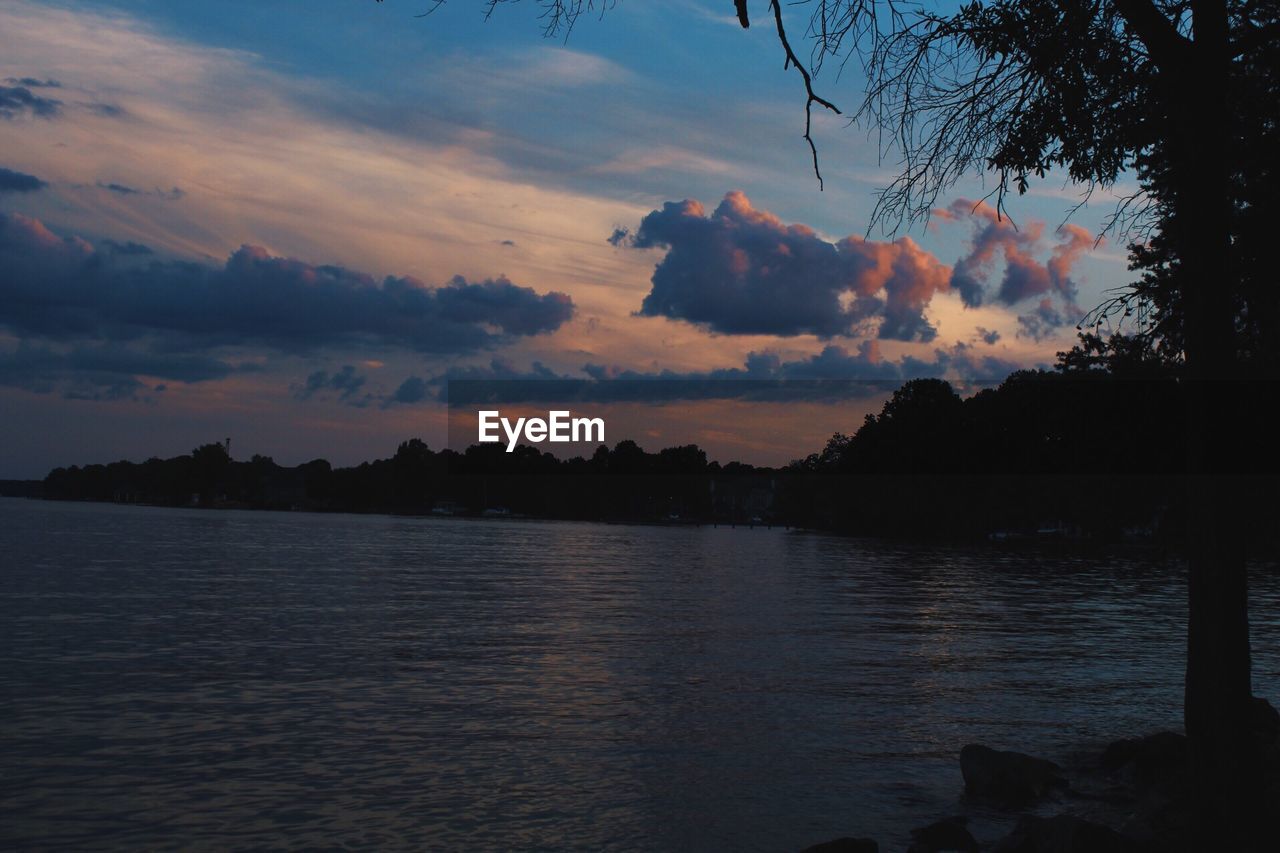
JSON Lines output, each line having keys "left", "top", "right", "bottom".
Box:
{"left": 624, "top": 192, "right": 951, "bottom": 342}
{"left": 85, "top": 103, "right": 126, "bottom": 118}
{"left": 95, "top": 183, "right": 185, "bottom": 200}
{"left": 293, "top": 364, "right": 370, "bottom": 406}
{"left": 976, "top": 326, "right": 1001, "bottom": 345}
{"left": 0, "top": 341, "right": 243, "bottom": 401}
{"left": 100, "top": 239, "right": 154, "bottom": 256}
{"left": 389, "top": 376, "right": 430, "bottom": 406}
{"left": 439, "top": 358, "right": 566, "bottom": 384}
{"left": 0, "top": 166, "right": 47, "bottom": 193}
{"left": 398, "top": 342, "right": 1026, "bottom": 407}
{"left": 98, "top": 182, "right": 140, "bottom": 195}
{"left": 583, "top": 340, "right": 1021, "bottom": 389}
{"left": 0, "top": 85, "right": 62, "bottom": 119}
{"left": 4, "top": 77, "right": 62, "bottom": 88}
{"left": 431, "top": 274, "right": 574, "bottom": 337}
{"left": 387, "top": 360, "right": 565, "bottom": 407}
{"left": 1017, "top": 299, "right": 1069, "bottom": 341}
{"left": 606, "top": 226, "right": 630, "bottom": 247}
{"left": 0, "top": 213, "right": 575, "bottom": 355}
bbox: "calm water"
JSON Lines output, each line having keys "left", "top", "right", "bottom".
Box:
{"left": 2, "top": 497, "right": 1278, "bottom": 851}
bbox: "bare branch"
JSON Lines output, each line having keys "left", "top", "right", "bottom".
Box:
{"left": 479, "top": 1, "right": 614, "bottom": 39}
{"left": 769, "top": 0, "right": 843, "bottom": 190}
{"left": 415, "top": 0, "right": 448, "bottom": 18}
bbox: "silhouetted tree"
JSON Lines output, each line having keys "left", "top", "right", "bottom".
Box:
{"left": 368, "top": 0, "right": 1274, "bottom": 839}
{"left": 1077, "top": 5, "right": 1280, "bottom": 375}
{"left": 788, "top": 3, "right": 1270, "bottom": 839}
{"left": 190, "top": 442, "right": 231, "bottom": 505}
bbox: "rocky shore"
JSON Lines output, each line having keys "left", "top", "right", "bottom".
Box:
{"left": 801, "top": 697, "right": 1280, "bottom": 852}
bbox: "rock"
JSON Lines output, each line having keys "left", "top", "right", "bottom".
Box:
{"left": 1100, "top": 731, "right": 1187, "bottom": 792}
{"left": 960, "top": 743, "right": 1065, "bottom": 804}
{"left": 1118, "top": 793, "right": 1192, "bottom": 853}
{"left": 798, "top": 838, "right": 878, "bottom": 853}
{"left": 992, "top": 814, "right": 1139, "bottom": 853}
{"left": 908, "top": 815, "right": 979, "bottom": 852}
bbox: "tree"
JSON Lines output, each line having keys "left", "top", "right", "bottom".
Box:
{"left": 784, "top": 3, "right": 1269, "bottom": 843}
{"left": 742, "top": 6, "right": 1270, "bottom": 843}
{"left": 190, "top": 441, "right": 231, "bottom": 505}
{"left": 380, "top": 0, "right": 1276, "bottom": 843}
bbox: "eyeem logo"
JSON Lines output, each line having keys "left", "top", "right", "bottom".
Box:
{"left": 478, "top": 410, "right": 605, "bottom": 452}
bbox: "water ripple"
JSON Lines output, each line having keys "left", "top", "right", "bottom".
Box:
{"left": 1, "top": 498, "right": 1277, "bottom": 851}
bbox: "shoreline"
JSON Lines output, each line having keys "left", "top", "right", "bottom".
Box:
{"left": 804, "top": 703, "right": 1279, "bottom": 852}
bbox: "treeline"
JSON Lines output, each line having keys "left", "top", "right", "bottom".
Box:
{"left": 40, "top": 435, "right": 777, "bottom": 525}
{"left": 0, "top": 479, "right": 42, "bottom": 498}
{"left": 36, "top": 367, "right": 1280, "bottom": 543}
{"left": 785, "top": 368, "right": 1278, "bottom": 542}
{"left": 783, "top": 371, "right": 1181, "bottom": 539}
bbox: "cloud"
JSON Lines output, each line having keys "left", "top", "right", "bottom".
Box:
{"left": 4, "top": 77, "right": 61, "bottom": 88}
{"left": 938, "top": 199, "right": 1091, "bottom": 312}
{"left": 513, "top": 47, "right": 631, "bottom": 89}
{"left": 0, "top": 84, "right": 61, "bottom": 119}
{"left": 395, "top": 341, "right": 1026, "bottom": 407}
{"left": 389, "top": 376, "right": 429, "bottom": 406}
{"left": 84, "top": 102, "right": 125, "bottom": 118}
{"left": 0, "top": 340, "right": 243, "bottom": 400}
{"left": 437, "top": 359, "right": 567, "bottom": 384}
{"left": 98, "top": 181, "right": 140, "bottom": 195}
{"left": 100, "top": 239, "right": 154, "bottom": 256}
{"left": 387, "top": 359, "right": 567, "bottom": 407}
{"left": 0, "top": 166, "right": 46, "bottom": 193}
{"left": 0, "top": 0, "right": 646, "bottom": 307}
{"left": 1048, "top": 224, "right": 1093, "bottom": 299}
{"left": 1017, "top": 299, "right": 1068, "bottom": 342}
{"left": 975, "top": 326, "right": 1001, "bottom": 345}
{"left": 0, "top": 213, "right": 575, "bottom": 354}
{"left": 94, "top": 182, "right": 185, "bottom": 200}
{"left": 293, "top": 364, "right": 370, "bottom": 406}
{"left": 582, "top": 340, "right": 1022, "bottom": 388}
{"left": 625, "top": 191, "right": 952, "bottom": 342}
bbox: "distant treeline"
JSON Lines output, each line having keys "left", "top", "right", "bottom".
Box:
{"left": 38, "top": 434, "right": 777, "bottom": 525}
{"left": 0, "top": 479, "right": 42, "bottom": 498}
{"left": 33, "top": 368, "right": 1280, "bottom": 544}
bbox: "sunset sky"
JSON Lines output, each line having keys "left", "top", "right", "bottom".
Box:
{"left": 0, "top": 0, "right": 1136, "bottom": 477}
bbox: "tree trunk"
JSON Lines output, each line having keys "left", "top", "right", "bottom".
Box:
{"left": 1180, "top": 0, "right": 1255, "bottom": 847}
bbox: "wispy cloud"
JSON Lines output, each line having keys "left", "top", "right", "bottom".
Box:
{"left": 0, "top": 83, "right": 61, "bottom": 119}
{"left": 0, "top": 1, "right": 652, "bottom": 295}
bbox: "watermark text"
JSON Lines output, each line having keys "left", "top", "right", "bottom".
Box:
{"left": 478, "top": 410, "right": 605, "bottom": 452}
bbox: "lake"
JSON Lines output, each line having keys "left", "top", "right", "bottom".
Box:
{"left": 2, "top": 497, "right": 1278, "bottom": 850}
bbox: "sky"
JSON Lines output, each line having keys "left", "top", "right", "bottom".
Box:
{"left": 0, "top": 0, "right": 1137, "bottom": 478}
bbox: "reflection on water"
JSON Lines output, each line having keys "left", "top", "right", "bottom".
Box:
{"left": 1, "top": 498, "right": 1277, "bottom": 850}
